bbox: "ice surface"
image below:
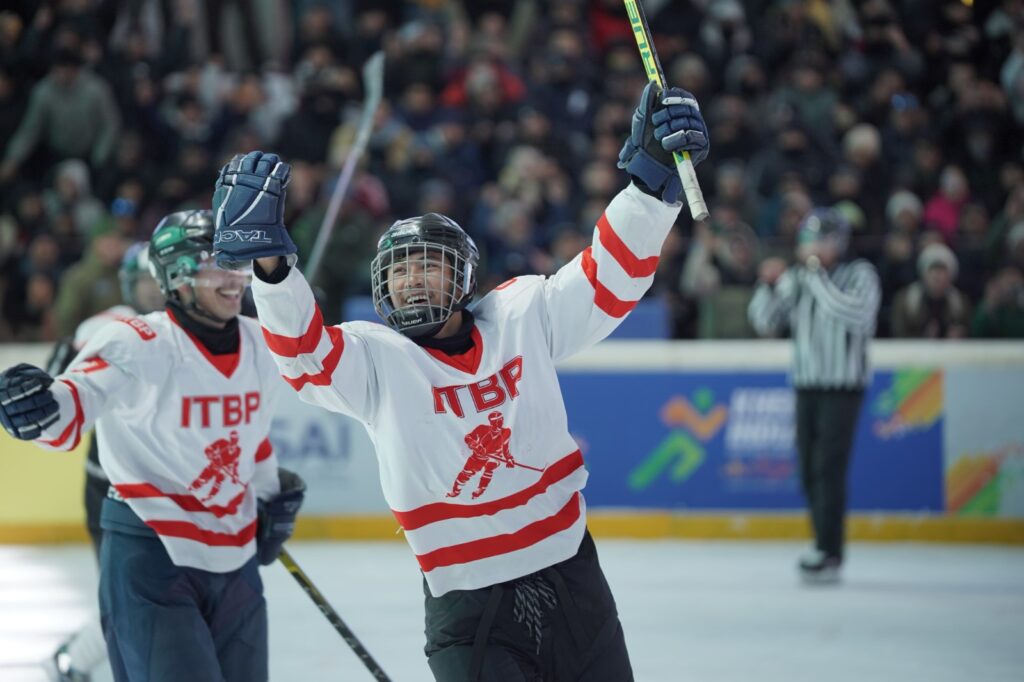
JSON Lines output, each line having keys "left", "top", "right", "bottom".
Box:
{"left": 1, "top": 540, "right": 1021, "bottom": 681}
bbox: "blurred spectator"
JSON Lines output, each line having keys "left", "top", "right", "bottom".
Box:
{"left": 43, "top": 159, "right": 105, "bottom": 238}
{"left": 1, "top": 45, "right": 120, "bottom": 183}
{"left": 681, "top": 217, "right": 759, "bottom": 338}
{"left": 0, "top": 0, "right": 1021, "bottom": 340}
{"left": 891, "top": 242, "right": 971, "bottom": 338}
{"left": 923, "top": 165, "right": 970, "bottom": 240}
{"left": 53, "top": 231, "right": 128, "bottom": 337}
{"left": 972, "top": 266, "right": 1024, "bottom": 338}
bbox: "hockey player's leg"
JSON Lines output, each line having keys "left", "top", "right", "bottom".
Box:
{"left": 471, "top": 461, "right": 500, "bottom": 498}
{"left": 448, "top": 458, "right": 483, "bottom": 497}
{"left": 49, "top": 472, "right": 111, "bottom": 681}
{"left": 189, "top": 467, "right": 214, "bottom": 493}
{"left": 209, "top": 557, "right": 269, "bottom": 682}
{"left": 99, "top": 529, "right": 224, "bottom": 682}
{"left": 424, "top": 579, "right": 541, "bottom": 681}
{"left": 545, "top": 531, "right": 634, "bottom": 681}
{"left": 428, "top": 644, "right": 538, "bottom": 681}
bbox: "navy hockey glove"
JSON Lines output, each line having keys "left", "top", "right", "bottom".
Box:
{"left": 256, "top": 467, "right": 306, "bottom": 565}
{"left": 618, "top": 82, "right": 709, "bottom": 205}
{"left": 212, "top": 150, "right": 296, "bottom": 269}
{"left": 0, "top": 364, "right": 59, "bottom": 441}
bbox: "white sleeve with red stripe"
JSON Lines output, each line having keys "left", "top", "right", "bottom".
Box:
{"left": 542, "top": 183, "right": 680, "bottom": 362}
{"left": 251, "top": 266, "right": 378, "bottom": 422}
{"left": 34, "top": 324, "right": 144, "bottom": 451}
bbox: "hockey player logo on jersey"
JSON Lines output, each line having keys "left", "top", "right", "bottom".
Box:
{"left": 447, "top": 411, "right": 519, "bottom": 499}
{"left": 189, "top": 430, "right": 243, "bottom": 502}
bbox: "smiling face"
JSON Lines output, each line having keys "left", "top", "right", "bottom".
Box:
{"left": 387, "top": 248, "right": 457, "bottom": 311}
{"left": 187, "top": 260, "right": 251, "bottom": 324}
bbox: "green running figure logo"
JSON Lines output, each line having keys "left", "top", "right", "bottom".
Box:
{"left": 628, "top": 388, "right": 728, "bottom": 490}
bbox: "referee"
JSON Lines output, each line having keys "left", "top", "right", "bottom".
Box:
{"left": 748, "top": 208, "right": 880, "bottom": 583}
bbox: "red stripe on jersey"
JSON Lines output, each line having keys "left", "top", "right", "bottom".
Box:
{"left": 580, "top": 248, "right": 639, "bottom": 318}
{"left": 282, "top": 325, "right": 345, "bottom": 390}
{"left": 145, "top": 519, "right": 257, "bottom": 547}
{"left": 39, "top": 380, "right": 84, "bottom": 450}
{"left": 262, "top": 306, "right": 324, "bottom": 357}
{"left": 114, "top": 483, "right": 247, "bottom": 518}
{"left": 596, "top": 212, "right": 659, "bottom": 277}
{"left": 71, "top": 356, "right": 109, "bottom": 374}
{"left": 416, "top": 492, "right": 582, "bottom": 572}
{"left": 392, "top": 450, "right": 584, "bottom": 531}
{"left": 255, "top": 438, "right": 273, "bottom": 462}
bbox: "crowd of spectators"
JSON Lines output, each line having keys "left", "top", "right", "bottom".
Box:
{"left": 0, "top": 0, "right": 1022, "bottom": 342}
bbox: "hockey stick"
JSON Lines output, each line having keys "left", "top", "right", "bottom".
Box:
{"left": 278, "top": 548, "right": 393, "bottom": 681}
{"left": 623, "top": 0, "right": 709, "bottom": 222}
{"left": 304, "top": 51, "right": 386, "bottom": 284}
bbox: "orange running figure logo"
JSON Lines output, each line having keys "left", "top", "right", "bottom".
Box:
{"left": 189, "top": 430, "right": 243, "bottom": 502}
{"left": 447, "top": 411, "right": 517, "bottom": 499}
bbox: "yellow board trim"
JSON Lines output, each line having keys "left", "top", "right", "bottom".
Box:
{"left": 3, "top": 513, "right": 1022, "bottom": 545}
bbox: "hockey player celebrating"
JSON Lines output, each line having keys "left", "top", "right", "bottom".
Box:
{"left": 43, "top": 241, "right": 165, "bottom": 681}
{"left": 0, "top": 210, "right": 306, "bottom": 682}
{"left": 212, "top": 81, "right": 708, "bottom": 681}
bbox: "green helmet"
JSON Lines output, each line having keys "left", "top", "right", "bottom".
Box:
{"left": 119, "top": 240, "right": 161, "bottom": 312}
{"left": 148, "top": 210, "right": 215, "bottom": 296}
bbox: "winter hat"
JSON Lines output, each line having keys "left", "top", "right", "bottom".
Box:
{"left": 917, "top": 242, "right": 958, "bottom": 280}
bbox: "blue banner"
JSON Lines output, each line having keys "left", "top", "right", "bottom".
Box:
{"left": 559, "top": 370, "right": 944, "bottom": 511}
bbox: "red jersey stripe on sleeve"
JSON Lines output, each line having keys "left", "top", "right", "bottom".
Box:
{"left": 415, "top": 492, "right": 582, "bottom": 572}
{"left": 255, "top": 438, "right": 273, "bottom": 463}
{"left": 580, "top": 248, "right": 640, "bottom": 319}
{"left": 262, "top": 306, "right": 325, "bottom": 358}
{"left": 391, "top": 450, "right": 584, "bottom": 531}
{"left": 281, "top": 325, "right": 345, "bottom": 390}
{"left": 145, "top": 519, "right": 257, "bottom": 547}
{"left": 39, "top": 380, "right": 84, "bottom": 450}
{"left": 596, "top": 212, "right": 659, "bottom": 277}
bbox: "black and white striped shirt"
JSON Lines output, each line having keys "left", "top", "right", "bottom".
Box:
{"left": 748, "top": 260, "right": 880, "bottom": 389}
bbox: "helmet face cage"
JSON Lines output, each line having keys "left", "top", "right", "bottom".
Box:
{"left": 371, "top": 242, "right": 476, "bottom": 337}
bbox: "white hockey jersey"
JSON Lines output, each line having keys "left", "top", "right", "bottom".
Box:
{"left": 253, "top": 184, "right": 680, "bottom": 596}
{"left": 34, "top": 309, "right": 283, "bottom": 573}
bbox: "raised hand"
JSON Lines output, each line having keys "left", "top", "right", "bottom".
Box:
{"left": 618, "top": 82, "right": 710, "bottom": 205}
{"left": 0, "top": 364, "right": 59, "bottom": 440}
{"left": 212, "top": 150, "right": 297, "bottom": 268}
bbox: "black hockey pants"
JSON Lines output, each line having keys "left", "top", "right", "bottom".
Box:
{"left": 423, "top": 529, "right": 633, "bottom": 681}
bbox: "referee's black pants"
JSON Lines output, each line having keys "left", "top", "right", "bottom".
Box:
{"left": 795, "top": 388, "right": 864, "bottom": 560}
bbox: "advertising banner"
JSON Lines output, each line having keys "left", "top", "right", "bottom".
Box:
{"left": 269, "top": 391, "right": 388, "bottom": 514}
{"left": 944, "top": 368, "right": 1024, "bottom": 518}
{"left": 558, "top": 369, "right": 944, "bottom": 511}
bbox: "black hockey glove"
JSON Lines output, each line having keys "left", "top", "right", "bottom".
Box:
{"left": 618, "top": 81, "right": 709, "bottom": 205}
{"left": 0, "top": 363, "right": 59, "bottom": 440}
{"left": 256, "top": 467, "right": 306, "bottom": 565}
{"left": 212, "top": 150, "right": 297, "bottom": 269}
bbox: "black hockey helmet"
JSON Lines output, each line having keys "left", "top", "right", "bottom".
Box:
{"left": 370, "top": 213, "right": 479, "bottom": 338}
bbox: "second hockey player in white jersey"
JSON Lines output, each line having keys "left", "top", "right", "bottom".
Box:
{"left": 211, "top": 81, "right": 709, "bottom": 680}
{"left": 0, "top": 211, "right": 306, "bottom": 682}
